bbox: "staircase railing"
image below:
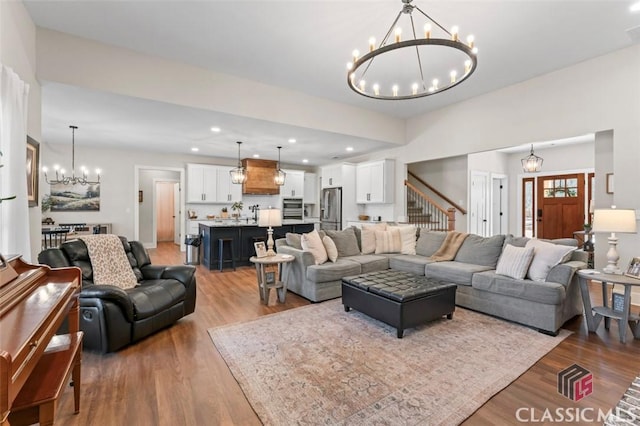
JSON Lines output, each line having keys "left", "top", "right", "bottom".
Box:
{"left": 405, "top": 181, "right": 456, "bottom": 231}
{"left": 407, "top": 171, "right": 467, "bottom": 215}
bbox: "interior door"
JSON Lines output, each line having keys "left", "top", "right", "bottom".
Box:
{"left": 156, "top": 181, "right": 175, "bottom": 242}
{"left": 536, "top": 173, "right": 585, "bottom": 239}
{"left": 469, "top": 171, "right": 489, "bottom": 236}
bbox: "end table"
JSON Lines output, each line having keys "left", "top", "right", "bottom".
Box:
{"left": 577, "top": 270, "right": 640, "bottom": 343}
{"left": 249, "top": 254, "right": 295, "bottom": 305}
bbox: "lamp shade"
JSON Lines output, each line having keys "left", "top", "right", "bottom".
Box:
{"left": 592, "top": 209, "right": 637, "bottom": 233}
{"left": 258, "top": 208, "right": 282, "bottom": 228}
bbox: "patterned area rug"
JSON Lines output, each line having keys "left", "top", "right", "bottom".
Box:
{"left": 604, "top": 376, "right": 640, "bottom": 425}
{"left": 209, "top": 300, "right": 570, "bottom": 425}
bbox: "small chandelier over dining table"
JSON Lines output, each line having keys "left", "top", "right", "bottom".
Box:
{"left": 347, "top": 0, "right": 478, "bottom": 100}
{"left": 43, "top": 125, "right": 101, "bottom": 185}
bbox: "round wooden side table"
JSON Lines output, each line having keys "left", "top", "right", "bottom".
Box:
{"left": 249, "top": 254, "right": 295, "bottom": 305}
{"left": 577, "top": 269, "right": 640, "bottom": 343}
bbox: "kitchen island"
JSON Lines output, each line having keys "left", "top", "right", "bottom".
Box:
{"left": 199, "top": 220, "right": 316, "bottom": 269}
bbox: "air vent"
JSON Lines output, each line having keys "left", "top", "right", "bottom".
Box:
{"left": 627, "top": 25, "right": 640, "bottom": 44}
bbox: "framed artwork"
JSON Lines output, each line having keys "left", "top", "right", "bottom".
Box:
{"left": 50, "top": 182, "right": 100, "bottom": 211}
{"left": 254, "top": 241, "right": 267, "bottom": 258}
{"left": 26, "top": 136, "right": 39, "bottom": 207}
{"left": 606, "top": 173, "right": 614, "bottom": 194}
{"left": 624, "top": 257, "right": 640, "bottom": 280}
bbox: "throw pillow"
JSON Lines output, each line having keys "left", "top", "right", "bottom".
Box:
{"left": 374, "top": 228, "right": 402, "bottom": 254}
{"left": 361, "top": 223, "right": 387, "bottom": 254}
{"left": 322, "top": 236, "right": 338, "bottom": 262}
{"left": 496, "top": 244, "right": 535, "bottom": 280}
{"left": 525, "top": 239, "right": 576, "bottom": 282}
{"left": 324, "top": 228, "right": 361, "bottom": 257}
{"left": 388, "top": 225, "right": 417, "bottom": 255}
{"left": 301, "top": 229, "right": 328, "bottom": 265}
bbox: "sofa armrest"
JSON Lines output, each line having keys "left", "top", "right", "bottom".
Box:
{"left": 277, "top": 246, "right": 315, "bottom": 268}
{"left": 546, "top": 260, "right": 586, "bottom": 287}
{"left": 141, "top": 264, "right": 196, "bottom": 287}
{"left": 80, "top": 285, "right": 135, "bottom": 321}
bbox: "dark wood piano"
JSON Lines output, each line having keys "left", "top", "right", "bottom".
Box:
{"left": 0, "top": 255, "right": 83, "bottom": 426}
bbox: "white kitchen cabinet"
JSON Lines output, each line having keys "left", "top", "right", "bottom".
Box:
{"left": 216, "top": 166, "right": 242, "bottom": 203}
{"left": 280, "top": 169, "right": 305, "bottom": 198}
{"left": 303, "top": 172, "right": 318, "bottom": 204}
{"left": 187, "top": 164, "right": 217, "bottom": 203}
{"left": 321, "top": 164, "right": 343, "bottom": 188}
{"left": 356, "top": 159, "right": 394, "bottom": 204}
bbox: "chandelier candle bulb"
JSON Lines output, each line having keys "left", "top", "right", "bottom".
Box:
{"left": 346, "top": 62, "right": 353, "bottom": 70}
{"left": 424, "top": 23, "right": 431, "bottom": 38}
{"left": 352, "top": 49, "right": 359, "bottom": 62}
{"left": 392, "top": 85, "right": 399, "bottom": 96}
{"left": 373, "top": 84, "right": 380, "bottom": 96}
{"left": 369, "top": 37, "right": 376, "bottom": 52}
{"left": 359, "top": 80, "right": 366, "bottom": 91}
{"left": 412, "top": 83, "right": 419, "bottom": 95}
{"left": 395, "top": 27, "right": 402, "bottom": 43}
{"left": 451, "top": 26, "right": 459, "bottom": 41}
{"left": 432, "top": 78, "right": 439, "bottom": 90}
{"left": 450, "top": 70, "right": 457, "bottom": 83}
{"left": 472, "top": 46, "right": 478, "bottom": 55}
{"left": 465, "top": 59, "right": 472, "bottom": 73}
{"left": 467, "top": 34, "right": 475, "bottom": 48}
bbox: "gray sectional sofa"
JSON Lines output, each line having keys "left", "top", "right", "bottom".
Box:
{"left": 275, "top": 228, "right": 586, "bottom": 334}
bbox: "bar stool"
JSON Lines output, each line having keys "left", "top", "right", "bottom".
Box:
{"left": 218, "top": 238, "right": 236, "bottom": 272}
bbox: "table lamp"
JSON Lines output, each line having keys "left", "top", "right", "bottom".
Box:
{"left": 592, "top": 207, "right": 637, "bottom": 274}
{"left": 259, "top": 208, "right": 282, "bottom": 256}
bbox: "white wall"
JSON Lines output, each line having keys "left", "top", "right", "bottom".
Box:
{"left": 1, "top": 1, "right": 41, "bottom": 260}
{"left": 35, "top": 28, "right": 405, "bottom": 146}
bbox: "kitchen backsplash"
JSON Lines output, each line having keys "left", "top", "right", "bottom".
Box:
{"left": 186, "top": 194, "right": 282, "bottom": 220}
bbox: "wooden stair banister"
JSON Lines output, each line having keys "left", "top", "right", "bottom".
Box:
{"left": 407, "top": 170, "right": 467, "bottom": 215}
{"left": 404, "top": 181, "right": 456, "bottom": 231}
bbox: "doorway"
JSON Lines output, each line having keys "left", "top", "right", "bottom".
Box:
{"left": 155, "top": 181, "right": 180, "bottom": 244}
{"left": 490, "top": 174, "right": 508, "bottom": 235}
{"left": 536, "top": 173, "right": 585, "bottom": 239}
{"left": 134, "top": 166, "right": 185, "bottom": 250}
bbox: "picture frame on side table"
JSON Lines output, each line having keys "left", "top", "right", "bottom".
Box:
{"left": 624, "top": 257, "right": 640, "bottom": 279}
{"left": 254, "top": 242, "right": 267, "bottom": 258}
{"left": 26, "top": 136, "right": 39, "bottom": 207}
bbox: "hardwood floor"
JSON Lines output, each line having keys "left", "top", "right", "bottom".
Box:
{"left": 53, "top": 243, "right": 640, "bottom": 425}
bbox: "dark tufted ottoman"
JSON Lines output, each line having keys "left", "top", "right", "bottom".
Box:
{"left": 342, "top": 270, "right": 457, "bottom": 338}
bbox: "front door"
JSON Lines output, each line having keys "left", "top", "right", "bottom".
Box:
{"left": 536, "top": 174, "right": 585, "bottom": 239}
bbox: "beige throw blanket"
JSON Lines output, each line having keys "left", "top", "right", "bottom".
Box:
{"left": 80, "top": 235, "right": 138, "bottom": 289}
{"left": 429, "top": 231, "right": 469, "bottom": 262}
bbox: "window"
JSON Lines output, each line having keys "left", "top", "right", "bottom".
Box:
{"left": 542, "top": 178, "right": 578, "bottom": 198}
{"left": 522, "top": 178, "right": 534, "bottom": 237}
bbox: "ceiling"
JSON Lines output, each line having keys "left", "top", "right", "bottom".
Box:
{"left": 23, "top": 1, "right": 640, "bottom": 166}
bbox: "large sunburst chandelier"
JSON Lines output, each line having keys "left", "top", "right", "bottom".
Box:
{"left": 347, "top": 0, "right": 478, "bottom": 100}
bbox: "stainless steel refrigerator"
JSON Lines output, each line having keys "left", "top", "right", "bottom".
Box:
{"left": 320, "top": 187, "right": 342, "bottom": 230}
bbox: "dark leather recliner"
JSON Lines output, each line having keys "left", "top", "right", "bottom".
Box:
{"left": 38, "top": 236, "right": 196, "bottom": 353}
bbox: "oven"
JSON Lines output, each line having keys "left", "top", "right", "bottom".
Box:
{"left": 282, "top": 198, "right": 303, "bottom": 220}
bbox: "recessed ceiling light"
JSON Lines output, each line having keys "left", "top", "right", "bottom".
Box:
{"left": 632, "top": 1, "right": 640, "bottom": 12}
{"left": 302, "top": 159, "right": 309, "bottom": 163}
{"left": 253, "top": 154, "right": 260, "bottom": 158}
{"left": 210, "top": 127, "right": 221, "bottom": 132}
{"left": 191, "top": 147, "right": 199, "bottom": 152}
{"left": 288, "top": 138, "right": 296, "bottom": 143}
{"left": 346, "top": 147, "right": 354, "bottom": 152}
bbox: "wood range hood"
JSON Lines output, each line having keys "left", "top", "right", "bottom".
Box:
{"left": 241, "top": 158, "right": 280, "bottom": 195}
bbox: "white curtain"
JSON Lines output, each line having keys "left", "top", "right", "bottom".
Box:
{"left": 0, "top": 64, "right": 31, "bottom": 259}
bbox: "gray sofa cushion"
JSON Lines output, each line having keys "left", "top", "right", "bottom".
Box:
{"left": 285, "top": 232, "right": 303, "bottom": 250}
{"left": 415, "top": 231, "right": 447, "bottom": 257}
{"left": 472, "top": 270, "right": 565, "bottom": 305}
{"left": 425, "top": 261, "right": 493, "bottom": 286}
{"left": 324, "top": 228, "right": 361, "bottom": 258}
{"left": 306, "top": 259, "right": 361, "bottom": 283}
{"left": 455, "top": 234, "right": 505, "bottom": 267}
{"left": 344, "top": 255, "right": 389, "bottom": 274}
{"left": 389, "top": 254, "right": 434, "bottom": 276}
